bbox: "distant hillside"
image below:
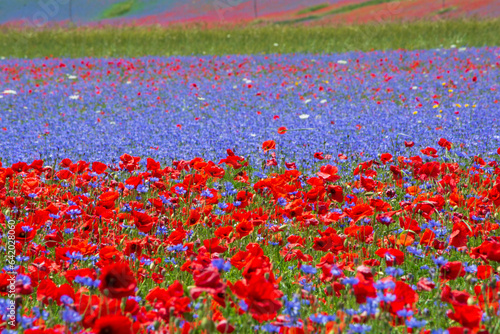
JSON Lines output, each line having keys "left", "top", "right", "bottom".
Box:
{"left": 1, "top": 0, "right": 499, "bottom": 27}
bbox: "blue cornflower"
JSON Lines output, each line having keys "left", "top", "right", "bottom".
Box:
{"left": 464, "top": 264, "right": 477, "bottom": 273}
{"left": 16, "top": 275, "right": 31, "bottom": 286}
{"left": 377, "top": 292, "right": 396, "bottom": 302}
{"left": 260, "top": 324, "right": 280, "bottom": 333}
{"left": 238, "top": 300, "right": 248, "bottom": 312}
{"left": 406, "top": 318, "right": 427, "bottom": 328}
{"left": 432, "top": 256, "right": 448, "bottom": 267}
{"left": 21, "top": 226, "right": 33, "bottom": 233}
{"left": 277, "top": 197, "right": 287, "bottom": 207}
{"left": 201, "top": 189, "right": 214, "bottom": 198}
{"left": 212, "top": 258, "right": 231, "bottom": 272}
{"left": 397, "top": 309, "right": 414, "bottom": 317}
{"left": 342, "top": 277, "right": 359, "bottom": 286}
{"left": 348, "top": 323, "right": 372, "bottom": 333}
{"left": 373, "top": 280, "right": 395, "bottom": 290}
{"left": 309, "top": 314, "right": 336, "bottom": 324}
{"left": 300, "top": 264, "right": 317, "bottom": 275}
{"left": 330, "top": 265, "right": 342, "bottom": 277}
{"left": 65, "top": 251, "right": 83, "bottom": 261}
{"left": 61, "top": 308, "right": 82, "bottom": 323}
{"left": 60, "top": 295, "right": 74, "bottom": 306}
{"left": 385, "top": 267, "right": 404, "bottom": 277}
{"left": 167, "top": 244, "right": 187, "bottom": 252}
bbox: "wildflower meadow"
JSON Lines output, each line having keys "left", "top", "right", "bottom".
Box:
{"left": 1, "top": 24, "right": 500, "bottom": 334}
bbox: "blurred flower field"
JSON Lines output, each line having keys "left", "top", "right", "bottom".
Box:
{"left": 0, "top": 46, "right": 500, "bottom": 333}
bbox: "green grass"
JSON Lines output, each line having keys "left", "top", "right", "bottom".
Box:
{"left": 295, "top": 3, "right": 330, "bottom": 15}
{"left": 279, "top": 0, "right": 400, "bottom": 24}
{"left": 1, "top": 19, "right": 499, "bottom": 58}
{"left": 434, "top": 6, "right": 458, "bottom": 16}
{"left": 101, "top": 0, "right": 136, "bottom": 19}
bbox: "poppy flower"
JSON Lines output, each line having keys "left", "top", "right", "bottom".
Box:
{"left": 314, "top": 152, "right": 324, "bottom": 160}
{"left": 317, "top": 165, "right": 340, "bottom": 182}
{"left": 313, "top": 236, "right": 332, "bottom": 252}
{"left": 277, "top": 127, "right": 287, "bottom": 134}
{"left": 438, "top": 138, "right": 452, "bottom": 150}
{"left": 440, "top": 261, "right": 466, "bottom": 280}
{"left": 217, "top": 320, "right": 235, "bottom": 333}
{"left": 404, "top": 141, "right": 414, "bottom": 147}
{"left": 92, "top": 161, "right": 108, "bottom": 174}
{"left": 262, "top": 140, "right": 276, "bottom": 152}
{"left": 345, "top": 203, "right": 374, "bottom": 222}
{"left": 131, "top": 210, "right": 155, "bottom": 233}
{"left": 326, "top": 185, "right": 343, "bottom": 203}
{"left": 232, "top": 273, "right": 283, "bottom": 322}
{"left": 380, "top": 153, "right": 393, "bottom": 164}
{"left": 236, "top": 220, "right": 254, "bottom": 238}
{"left": 375, "top": 248, "right": 405, "bottom": 266}
{"left": 15, "top": 224, "right": 37, "bottom": 243}
{"left": 420, "top": 147, "right": 439, "bottom": 158}
{"left": 98, "top": 262, "right": 137, "bottom": 299}
{"left": 477, "top": 265, "right": 493, "bottom": 280}
{"left": 93, "top": 314, "right": 134, "bottom": 334}
{"left": 447, "top": 304, "right": 482, "bottom": 329}
{"left": 56, "top": 169, "right": 73, "bottom": 180}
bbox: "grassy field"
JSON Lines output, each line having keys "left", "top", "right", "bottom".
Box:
{"left": 1, "top": 19, "right": 499, "bottom": 58}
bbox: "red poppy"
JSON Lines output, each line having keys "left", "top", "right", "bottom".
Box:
{"left": 236, "top": 220, "right": 254, "bottom": 238}
{"left": 416, "top": 277, "right": 435, "bottom": 291}
{"left": 56, "top": 169, "right": 73, "bottom": 180}
{"left": 440, "top": 261, "right": 465, "bottom": 280}
{"left": 15, "top": 223, "right": 37, "bottom": 243}
{"left": 314, "top": 152, "right": 324, "bottom": 160}
{"left": 232, "top": 273, "right": 283, "bottom": 323}
{"left": 317, "top": 165, "right": 340, "bottom": 182}
{"left": 447, "top": 304, "right": 482, "bottom": 329}
{"left": 277, "top": 127, "right": 287, "bottom": 134}
{"left": 312, "top": 236, "right": 332, "bottom": 252}
{"left": 353, "top": 273, "right": 376, "bottom": 304}
{"left": 217, "top": 320, "right": 235, "bottom": 334}
{"left": 326, "top": 185, "right": 343, "bottom": 203}
{"left": 438, "top": 138, "right": 452, "bottom": 150}
{"left": 262, "top": 140, "right": 276, "bottom": 152}
{"left": 375, "top": 248, "right": 405, "bottom": 266}
{"left": 345, "top": 203, "right": 374, "bottom": 222}
{"left": 420, "top": 147, "right": 439, "bottom": 158}
{"left": 131, "top": 210, "right": 155, "bottom": 233}
{"left": 93, "top": 314, "right": 134, "bottom": 334}
{"left": 477, "top": 265, "right": 493, "bottom": 280}
{"left": 92, "top": 161, "right": 108, "bottom": 174}
{"left": 404, "top": 141, "right": 414, "bottom": 147}
{"left": 98, "top": 262, "right": 137, "bottom": 299}
{"left": 380, "top": 153, "right": 393, "bottom": 164}
{"left": 344, "top": 225, "right": 373, "bottom": 242}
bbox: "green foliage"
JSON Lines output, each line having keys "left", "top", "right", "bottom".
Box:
{"left": 101, "top": 0, "right": 136, "bottom": 19}
{"left": 434, "top": 6, "right": 458, "bottom": 16}
{"left": 1, "top": 19, "right": 499, "bottom": 58}
{"left": 295, "top": 3, "right": 330, "bottom": 15}
{"left": 280, "top": 0, "right": 401, "bottom": 24}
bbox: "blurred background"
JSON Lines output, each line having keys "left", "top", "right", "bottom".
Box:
{"left": 2, "top": 0, "right": 500, "bottom": 27}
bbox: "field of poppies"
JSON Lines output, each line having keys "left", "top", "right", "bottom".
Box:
{"left": 1, "top": 45, "right": 500, "bottom": 334}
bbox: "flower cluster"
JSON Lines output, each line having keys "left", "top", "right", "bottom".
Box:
{"left": 0, "top": 48, "right": 500, "bottom": 333}
{"left": 0, "top": 139, "right": 499, "bottom": 333}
